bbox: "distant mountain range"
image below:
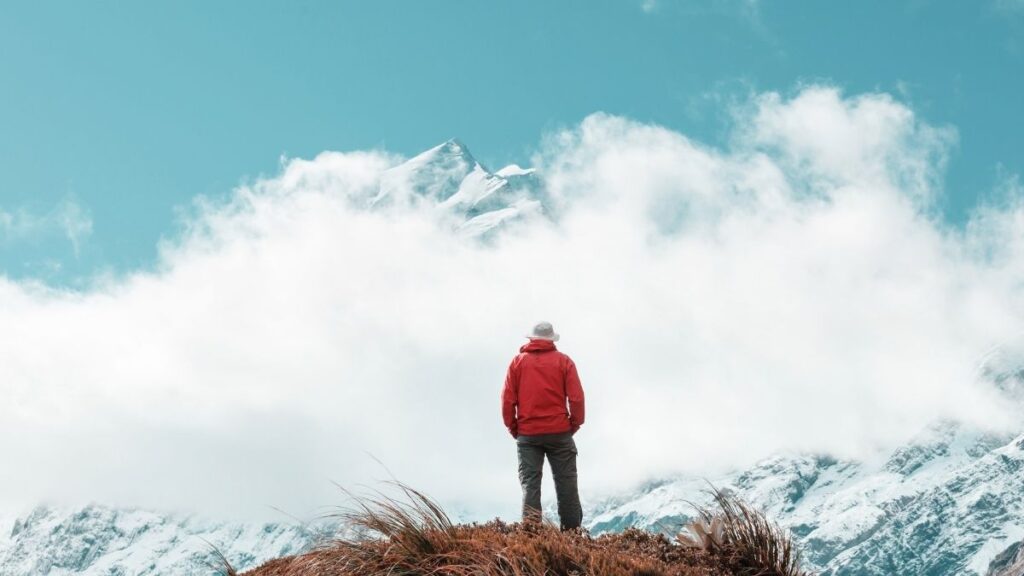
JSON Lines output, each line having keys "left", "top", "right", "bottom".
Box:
{"left": 0, "top": 505, "right": 310, "bottom": 575}
{"left": 585, "top": 322, "right": 1024, "bottom": 576}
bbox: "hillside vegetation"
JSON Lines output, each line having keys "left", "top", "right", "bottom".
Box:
{"left": 228, "top": 483, "right": 811, "bottom": 576}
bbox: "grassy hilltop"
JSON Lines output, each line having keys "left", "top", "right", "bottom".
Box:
{"left": 228, "top": 484, "right": 811, "bottom": 576}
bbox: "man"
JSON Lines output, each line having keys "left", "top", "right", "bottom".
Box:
{"left": 501, "top": 321, "right": 585, "bottom": 530}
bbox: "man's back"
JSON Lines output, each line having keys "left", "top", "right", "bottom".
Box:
{"left": 502, "top": 338, "right": 585, "bottom": 438}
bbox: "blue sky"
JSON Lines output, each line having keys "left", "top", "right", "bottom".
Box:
{"left": 1, "top": 0, "right": 1022, "bottom": 283}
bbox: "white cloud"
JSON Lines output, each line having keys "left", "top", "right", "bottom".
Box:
{"left": 1, "top": 86, "right": 1023, "bottom": 523}
{"left": 736, "top": 88, "right": 956, "bottom": 203}
{"left": 0, "top": 197, "right": 93, "bottom": 255}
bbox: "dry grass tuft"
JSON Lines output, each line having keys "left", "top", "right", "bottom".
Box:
{"left": 202, "top": 539, "right": 239, "bottom": 576}
{"left": 238, "top": 482, "right": 812, "bottom": 576}
{"left": 681, "top": 488, "right": 811, "bottom": 576}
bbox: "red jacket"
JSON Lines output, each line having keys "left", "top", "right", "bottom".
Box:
{"left": 501, "top": 339, "right": 585, "bottom": 438}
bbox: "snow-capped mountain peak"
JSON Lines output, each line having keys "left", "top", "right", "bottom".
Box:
{"left": 376, "top": 139, "right": 546, "bottom": 236}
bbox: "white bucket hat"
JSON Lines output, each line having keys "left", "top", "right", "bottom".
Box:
{"left": 526, "top": 321, "right": 560, "bottom": 342}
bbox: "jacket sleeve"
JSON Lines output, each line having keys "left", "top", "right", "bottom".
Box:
{"left": 565, "top": 358, "right": 585, "bottom": 432}
{"left": 501, "top": 357, "right": 519, "bottom": 438}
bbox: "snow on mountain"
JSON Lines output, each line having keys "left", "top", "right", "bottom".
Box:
{"left": 0, "top": 505, "right": 317, "bottom": 575}
{"left": 375, "top": 138, "right": 547, "bottom": 237}
{"left": 587, "top": 425, "right": 1024, "bottom": 575}
{"left": 586, "top": 347, "right": 1024, "bottom": 576}
{"left": 495, "top": 164, "right": 534, "bottom": 178}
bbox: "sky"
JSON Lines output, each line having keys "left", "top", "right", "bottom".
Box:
{"left": 1, "top": 0, "right": 1023, "bottom": 282}
{"left": 3, "top": 1, "right": 1024, "bottom": 522}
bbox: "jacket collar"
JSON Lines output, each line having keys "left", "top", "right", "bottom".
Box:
{"left": 520, "top": 338, "right": 557, "bottom": 353}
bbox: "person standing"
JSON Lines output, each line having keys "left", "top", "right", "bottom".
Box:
{"left": 501, "top": 321, "right": 585, "bottom": 530}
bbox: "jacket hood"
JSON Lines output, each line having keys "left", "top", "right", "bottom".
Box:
{"left": 520, "top": 339, "right": 558, "bottom": 353}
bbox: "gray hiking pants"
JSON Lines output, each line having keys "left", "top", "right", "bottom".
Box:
{"left": 516, "top": 432, "right": 582, "bottom": 530}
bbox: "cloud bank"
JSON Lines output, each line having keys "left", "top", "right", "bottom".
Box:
{"left": 2, "top": 86, "right": 1024, "bottom": 522}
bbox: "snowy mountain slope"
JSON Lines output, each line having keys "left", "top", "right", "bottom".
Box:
{"left": 587, "top": 424, "right": 1024, "bottom": 575}
{"left": 586, "top": 349, "right": 1024, "bottom": 576}
{"left": 0, "top": 504, "right": 317, "bottom": 575}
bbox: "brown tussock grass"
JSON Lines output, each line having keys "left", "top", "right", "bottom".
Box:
{"left": 234, "top": 482, "right": 811, "bottom": 576}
